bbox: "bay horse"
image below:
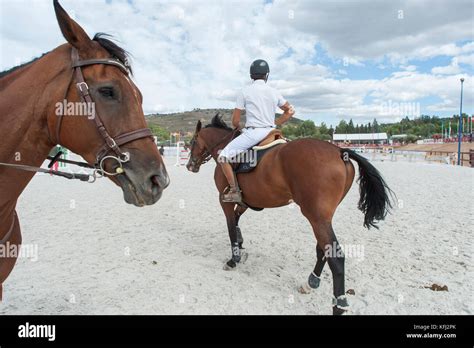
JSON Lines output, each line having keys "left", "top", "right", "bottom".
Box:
{"left": 0, "top": 1, "right": 169, "bottom": 300}
{"left": 186, "top": 115, "right": 393, "bottom": 315}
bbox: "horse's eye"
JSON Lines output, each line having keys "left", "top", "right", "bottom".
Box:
{"left": 98, "top": 87, "right": 116, "bottom": 99}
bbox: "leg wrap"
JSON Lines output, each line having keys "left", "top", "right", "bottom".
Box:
{"left": 299, "top": 272, "right": 321, "bottom": 294}
{"left": 308, "top": 272, "right": 321, "bottom": 289}
{"left": 332, "top": 295, "right": 350, "bottom": 310}
{"left": 236, "top": 226, "right": 244, "bottom": 245}
{"left": 231, "top": 242, "right": 241, "bottom": 263}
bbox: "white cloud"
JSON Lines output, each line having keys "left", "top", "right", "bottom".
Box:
{"left": 1, "top": 0, "right": 473, "bottom": 125}
{"left": 456, "top": 53, "right": 474, "bottom": 67}
{"left": 272, "top": 71, "right": 473, "bottom": 124}
{"left": 431, "top": 59, "right": 461, "bottom": 75}
{"left": 400, "top": 65, "right": 417, "bottom": 72}
{"left": 267, "top": 0, "right": 474, "bottom": 61}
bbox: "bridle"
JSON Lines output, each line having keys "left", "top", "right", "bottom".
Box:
{"left": 0, "top": 47, "right": 153, "bottom": 182}
{"left": 188, "top": 128, "right": 239, "bottom": 168}
{"left": 60, "top": 47, "right": 153, "bottom": 175}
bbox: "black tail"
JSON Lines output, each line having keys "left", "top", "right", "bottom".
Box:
{"left": 342, "top": 149, "right": 394, "bottom": 229}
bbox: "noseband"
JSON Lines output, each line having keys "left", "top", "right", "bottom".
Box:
{"left": 56, "top": 48, "right": 153, "bottom": 175}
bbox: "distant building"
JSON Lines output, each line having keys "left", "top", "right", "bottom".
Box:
{"left": 390, "top": 134, "right": 408, "bottom": 144}
{"left": 332, "top": 133, "right": 388, "bottom": 145}
{"left": 390, "top": 134, "right": 407, "bottom": 140}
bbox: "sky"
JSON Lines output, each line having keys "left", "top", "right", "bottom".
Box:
{"left": 1, "top": 0, "right": 473, "bottom": 127}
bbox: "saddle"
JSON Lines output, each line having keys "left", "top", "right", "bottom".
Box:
{"left": 256, "top": 129, "right": 285, "bottom": 147}
{"left": 234, "top": 129, "right": 287, "bottom": 174}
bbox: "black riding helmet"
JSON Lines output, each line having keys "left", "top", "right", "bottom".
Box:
{"left": 250, "top": 59, "right": 269, "bottom": 81}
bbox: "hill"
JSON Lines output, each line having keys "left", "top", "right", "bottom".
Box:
{"left": 145, "top": 108, "right": 303, "bottom": 134}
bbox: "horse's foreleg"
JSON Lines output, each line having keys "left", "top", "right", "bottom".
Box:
{"left": 0, "top": 212, "right": 22, "bottom": 302}
{"left": 221, "top": 202, "right": 242, "bottom": 270}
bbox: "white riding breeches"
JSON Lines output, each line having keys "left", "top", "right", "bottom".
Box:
{"left": 218, "top": 127, "right": 274, "bottom": 160}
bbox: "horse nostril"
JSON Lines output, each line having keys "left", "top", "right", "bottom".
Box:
{"left": 151, "top": 173, "right": 170, "bottom": 189}
{"left": 151, "top": 175, "right": 163, "bottom": 189}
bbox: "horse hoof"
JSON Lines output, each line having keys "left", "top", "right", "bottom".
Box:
{"left": 298, "top": 283, "right": 312, "bottom": 294}
{"left": 332, "top": 295, "right": 350, "bottom": 315}
{"left": 333, "top": 306, "right": 349, "bottom": 315}
{"left": 223, "top": 259, "right": 237, "bottom": 271}
{"left": 298, "top": 272, "right": 321, "bottom": 294}
{"left": 223, "top": 250, "right": 248, "bottom": 270}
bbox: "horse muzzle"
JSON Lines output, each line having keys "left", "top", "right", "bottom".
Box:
{"left": 186, "top": 158, "right": 201, "bottom": 173}
{"left": 105, "top": 152, "right": 169, "bottom": 207}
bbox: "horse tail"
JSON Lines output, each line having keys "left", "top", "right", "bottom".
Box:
{"left": 341, "top": 149, "right": 394, "bottom": 229}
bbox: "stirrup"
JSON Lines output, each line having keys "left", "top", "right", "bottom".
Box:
{"left": 221, "top": 186, "right": 242, "bottom": 203}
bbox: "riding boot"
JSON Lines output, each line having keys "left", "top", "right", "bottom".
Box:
{"left": 222, "top": 171, "right": 243, "bottom": 203}
{"left": 221, "top": 186, "right": 242, "bottom": 203}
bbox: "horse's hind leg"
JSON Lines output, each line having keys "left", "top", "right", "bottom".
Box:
{"left": 300, "top": 214, "right": 349, "bottom": 315}
{"left": 323, "top": 224, "right": 349, "bottom": 315}
{"left": 299, "top": 243, "right": 326, "bottom": 294}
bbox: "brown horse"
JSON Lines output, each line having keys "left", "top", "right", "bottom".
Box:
{"left": 187, "top": 115, "right": 392, "bottom": 315}
{"left": 0, "top": 1, "right": 169, "bottom": 300}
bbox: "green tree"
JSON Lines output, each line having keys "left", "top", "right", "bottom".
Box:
{"left": 300, "top": 120, "right": 317, "bottom": 136}
{"left": 149, "top": 124, "right": 170, "bottom": 141}
{"left": 319, "top": 122, "right": 329, "bottom": 136}
{"left": 373, "top": 118, "right": 380, "bottom": 133}
{"left": 348, "top": 119, "right": 355, "bottom": 133}
{"left": 328, "top": 125, "right": 334, "bottom": 137}
{"left": 336, "top": 120, "right": 348, "bottom": 133}
{"left": 281, "top": 124, "right": 297, "bottom": 139}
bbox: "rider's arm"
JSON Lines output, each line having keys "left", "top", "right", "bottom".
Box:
{"left": 275, "top": 102, "right": 295, "bottom": 126}
{"left": 231, "top": 108, "right": 242, "bottom": 129}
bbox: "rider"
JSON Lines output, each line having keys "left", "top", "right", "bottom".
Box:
{"left": 218, "top": 59, "right": 295, "bottom": 203}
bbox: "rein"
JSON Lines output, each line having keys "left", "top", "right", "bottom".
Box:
{"left": 0, "top": 212, "right": 16, "bottom": 246}
{"left": 190, "top": 128, "right": 239, "bottom": 166}
{"left": 0, "top": 47, "right": 153, "bottom": 183}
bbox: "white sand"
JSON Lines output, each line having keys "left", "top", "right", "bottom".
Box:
{"left": 0, "top": 156, "right": 472, "bottom": 315}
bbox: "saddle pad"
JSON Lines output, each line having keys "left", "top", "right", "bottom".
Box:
{"left": 253, "top": 139, "right": 287, "bottom": 151}
{"left": 235, "top": 142, "right": 285, "bottom": 174}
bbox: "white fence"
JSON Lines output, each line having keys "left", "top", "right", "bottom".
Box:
{"left": 354, "top": 148, "right": 453, "bottom": 165}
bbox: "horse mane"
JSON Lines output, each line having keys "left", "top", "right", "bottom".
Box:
{"left": 205, "top": 113, "right": 233, "bottom": 131}
{"left": 0, "top": 52, "right": 50, "bottom": 79}
{"left": 93, "top": 33, "right": 132, "bottom": 74}
{"left": 0, "top": 32, "right": 132, "bottom": 78}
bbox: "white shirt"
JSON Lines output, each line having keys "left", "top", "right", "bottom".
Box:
{"left": 236, "top": 80, "right": 287, "bottom": 128}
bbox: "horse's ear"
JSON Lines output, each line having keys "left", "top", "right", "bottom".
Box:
{"left": 195, "top": 120, "right": 202, "bottom": 133}
{"left": 53, "top": 0, "right": 92, "bottom": 51}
